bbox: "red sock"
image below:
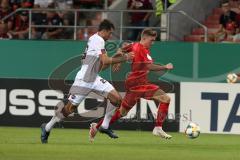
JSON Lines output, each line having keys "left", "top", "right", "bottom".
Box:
{"left": 96, "top": 109, "right": 122, "bottom": 129}
{"left": 155, "top": 102, "right": 169, "bottom": 127}
{"left": 109, "top": 109, "right": 121, "bottom": 125}
{"left": 96, "top": 119, "right": 104, "bottom": 129}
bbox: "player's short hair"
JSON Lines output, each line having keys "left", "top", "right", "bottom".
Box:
{"left": 141, "top": 28, "right": 157, "bottom": 37}
{"left": 98, "top": 19, "right": 115, "bottom": 31}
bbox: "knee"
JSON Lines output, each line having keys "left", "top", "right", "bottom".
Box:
{"left": 119, "top": 107, "right": 128, "bottom": 117}
{"left": 55, "top": 101, "right": 76, "bottom": 118}
{"left": 116, "top": 97, "right": 122, "bottom": 105}
{"left": 155, "top": 95, "right": 171, "bottom": 103}
{"left": 110, "top": 96, "right": 122, "bottom": 107}
{"left": 55, "top": 101, "right": 65, "bottom": 119}
{"left": 162, "top": 95, "right": 171, "bottom": 103}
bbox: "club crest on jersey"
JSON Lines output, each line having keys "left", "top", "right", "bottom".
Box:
{"left": 147, "top": 54, "right": 152, "bottom": 60}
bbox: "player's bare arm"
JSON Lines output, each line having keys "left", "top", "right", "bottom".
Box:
{"left": 112, "top": 42, "right": 134, "bottom": 72}
{"left": 100, "top": 51, "right": 134, "bottom": 65}
{"left": 111, "top": 48, "right": 127, "bottom": 72}
{"left": 147, "top": 63, "right": 174, "bottom": 71}
{"left": 100, "top": 49, "right": 126, "bottom": 70}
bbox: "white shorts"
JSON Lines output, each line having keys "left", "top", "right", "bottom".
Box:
{"left": 68, "top": 76, "right": 114, "bottom": 105}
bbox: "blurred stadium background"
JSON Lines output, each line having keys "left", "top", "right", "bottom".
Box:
{"left": 0, "top": 0, "right": 240, "bottom": 160}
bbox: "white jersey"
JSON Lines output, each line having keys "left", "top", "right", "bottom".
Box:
{"left": 68, "top": 33, "right": 114, "bottom": 105}
{"left": 76, "top": 33, "right": 105, "bottom": 82}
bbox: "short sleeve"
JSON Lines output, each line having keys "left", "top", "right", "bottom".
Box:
{"left": 88, "top": 36, "right": 105, "bottom": 56}
{"left": 140, "top": 50, "right": 153, "bottom": 63}
{"left": 96, "top": 39, "right": 105, "bottom": 55}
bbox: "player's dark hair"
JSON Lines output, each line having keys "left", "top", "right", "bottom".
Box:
{"left": 98, "top": 19, "right": 115, "bottom": 31}
{"left": 141, "top": 28, "right": 157, "bottom": 37}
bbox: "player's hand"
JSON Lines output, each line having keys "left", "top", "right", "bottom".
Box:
{"left": 165, "top": 63, "right": 174, "bottom": 70}
{"left": 124, "top": 52, "right": 134, "bottom": 61}
{"left": 112, "top": 63, "right": 121, "bottom": 72}
{"left": 116, "top": 48, "right": 124, "bottom": 56}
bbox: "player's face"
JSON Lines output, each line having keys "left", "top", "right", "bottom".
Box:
{"left": 144, "top": 36, "right": 156, "bottom": 48}
{"left": 103, "top": 29, "right": 114, "bottom": 40}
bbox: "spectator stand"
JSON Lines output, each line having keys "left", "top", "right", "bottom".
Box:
{"left": 0, "top": 7, "right": 159, "bottom": 41}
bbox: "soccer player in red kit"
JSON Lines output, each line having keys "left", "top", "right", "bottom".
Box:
{"left": 89, "top": 28, "right": 173, "bottom": 141}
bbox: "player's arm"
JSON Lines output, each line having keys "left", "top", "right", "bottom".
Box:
{"left": 111, "top": 42, "right": 134, "bottom": 72}
{"left": 147, "top": 63, "right": 174, "bottom": 71}
{"left": 100, "top": 51, "right": 134, "bottom": 66}
{"left": 111, "top": 48, "right": 126, "bottom": 72}
{"left": 100, "top": 51, "right": 125, "bottom": 70}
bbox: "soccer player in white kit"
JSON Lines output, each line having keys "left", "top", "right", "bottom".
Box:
{"left": 40, "top": 19, "right": 134, "bottom": 143}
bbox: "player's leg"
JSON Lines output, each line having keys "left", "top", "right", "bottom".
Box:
{"left": 95, "top": 83, "right": 147, "bottom": 130}
{"left": 95, "top": 90, "right": 122, "bottom": 130}
{"left": 45, "top": 94, "right": 83, "bottom": 131}
{"left": 41, "top": 78, "right": 91, "bottom": 144}
{"left": 150, "top": 89, "right": 172, "bottom": 139}
{"left": 41, "top": 94, "right": 85, "bottom": 144}
{"left": 94, "top": 90, "right": 138, "bottom": 133}
{"left": 96, "top": 89, "right": 122, "bottom": 139}
{"left": 89, "top": 77, "right": 121, "bottom": 141}
{"left": 100, "top": 89, "right": 122, "bottom": 128}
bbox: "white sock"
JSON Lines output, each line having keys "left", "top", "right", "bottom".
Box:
{"left": 45, "top": 116, "right": 61, "bottom": 132}
{"left": 101, "top": 103, "right": 117, "bottom": 129}
{"left": 101, "top": 109, "right": 116, "bottom": 129}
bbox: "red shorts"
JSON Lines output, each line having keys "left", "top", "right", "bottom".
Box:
{"left": 125, "top": 71, "right": 148, "bottom": 91}
{"left": 122, "top": 71, "right": 159, "bottom": 110}
{"left": 121, "top": 83, "right": 159, "bottom": 111}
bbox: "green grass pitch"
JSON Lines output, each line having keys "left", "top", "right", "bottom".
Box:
{"left": 0, "top": 127, "right": 240, "bottom": 160}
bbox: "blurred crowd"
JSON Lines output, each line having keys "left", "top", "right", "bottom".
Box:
{"left": 213, "top": 0, "right": 240, "bottom": 42}
{"left": 0, "top": 0, "right": 175, "bottom": 41}
{"left": 0, "top": 0, "right": 115, "bottom": 40}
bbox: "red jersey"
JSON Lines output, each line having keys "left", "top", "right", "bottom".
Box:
{"left": 123, "top": 42, "right": 153, "bottom": 90}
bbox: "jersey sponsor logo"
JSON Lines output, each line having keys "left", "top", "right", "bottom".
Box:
{"left": 147, "top": 54, "right": 152, "bottom": 61}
